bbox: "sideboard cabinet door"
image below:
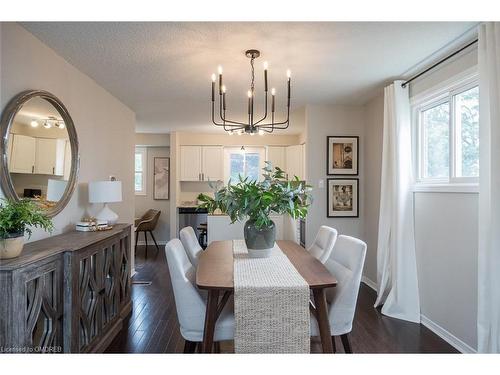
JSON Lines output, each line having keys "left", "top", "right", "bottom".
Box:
{"left": 14, "top": 257, "right": 64, "bottom": 353}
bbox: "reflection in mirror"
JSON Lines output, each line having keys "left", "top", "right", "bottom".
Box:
{"left": 6, "top": 96, "right": 72, "bottom": 210}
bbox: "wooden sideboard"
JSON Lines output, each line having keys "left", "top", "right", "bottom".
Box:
{"left": 0, "top": 224, "right": 132, "bottom": 353}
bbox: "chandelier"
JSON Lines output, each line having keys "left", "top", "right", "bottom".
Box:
{"left": 211, "top": 49, "right": 291, "bottom": 135}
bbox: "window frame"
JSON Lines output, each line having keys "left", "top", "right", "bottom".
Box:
{"left": 411, "top": 68, "right": 479, "bottom": 193}
{"left": 223, "top": 146, "right": 266, "bottom": 184}
{"left": 135, "top": 147, "right": 147, "bottom": 196}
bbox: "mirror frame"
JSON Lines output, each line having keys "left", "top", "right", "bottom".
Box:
{"left": 0, "top": 90, "right": 80, "bottom": 217}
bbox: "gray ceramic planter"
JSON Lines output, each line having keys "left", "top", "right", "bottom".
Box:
{"left": 244, "top": 219, "right": 276, "bottom": 258}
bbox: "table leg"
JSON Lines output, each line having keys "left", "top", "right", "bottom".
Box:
{"left": 313, "top": 288, "right": 334, "bottom": 353}
{"left": 202, "top": 289, "right": 220, "bottom": 353}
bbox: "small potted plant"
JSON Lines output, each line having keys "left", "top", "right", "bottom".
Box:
{"left": 0, "top": 199, "right": 54, "bottom": 259}
{"left": 198, "top": 162, "right": 312, "bottom": 258}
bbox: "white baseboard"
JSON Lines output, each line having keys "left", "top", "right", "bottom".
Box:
{"left": 136, "top": 240, "right": 167, "bottom": 246}
{"left": 361, "top": 276, "right": 378, "bottom": 292}
{"left": 361, "top": 275, "right": 476, "bottom": 353}
{"left": 420, "top": 315, "right": 477, "bottom": 353}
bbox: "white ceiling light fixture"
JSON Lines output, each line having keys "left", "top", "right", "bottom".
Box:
{"left": 211, "top": 49, "right": 291, "bottom": 135}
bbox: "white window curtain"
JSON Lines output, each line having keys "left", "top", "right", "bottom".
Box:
{"left": 478, "top": 22, "right": 500, "bottom": 353}
{"left": 374, "top": 81, "right": 420, "bottom": 323}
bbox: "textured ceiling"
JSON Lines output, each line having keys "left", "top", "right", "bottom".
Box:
{"left": 21, "top": 22, "right": 477, "bottom": 134}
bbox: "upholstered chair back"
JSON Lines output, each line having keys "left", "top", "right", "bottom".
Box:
{"left": 308, "top": 226, "right": 338, "bottom": 264}
{"left": 324, "top": 235, "right": 367, "bottom": 335}
{"left": 179, "top": 226, "right": 203, "bottom": 267}
{"left": 165, "top": 239, "right": 206, "bottom": 337}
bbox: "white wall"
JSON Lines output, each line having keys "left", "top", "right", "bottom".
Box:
{"left": 414, "top": 192, "right": 478, "bottom": 350}
{"left": 134, "top": 134, "right": 171, "bottom": 243}
{"left": 304, "top": 104, "right": 365, "bottom": 248}
{"left": 1, "top": 24, "right": 136, "bottom": 248}
{"left": 362, "top": 92, "right": 384, "bottom": 282}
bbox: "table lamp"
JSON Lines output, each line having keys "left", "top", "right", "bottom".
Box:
{"left": 89, "top": 180, "right": 122, "bottom": 225}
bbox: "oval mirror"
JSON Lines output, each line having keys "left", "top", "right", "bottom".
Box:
{"left": 0, "top": 90, "right": 79, "bottom": 217}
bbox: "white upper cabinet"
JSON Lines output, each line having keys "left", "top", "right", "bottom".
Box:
{"left": 34, "top": 138, "right": 66, "bottom": 176}
{"left": 285, "top": 144, "right": 305, "bottom": 181}
{"left": 9, "top": 134, "right": 36, "bottom": 174}
{"left": 202, "top": 146, "right": 224, "bottom": 181}
{"left": 180, "top": 145, "right": 202, "bottom": 181}
{"left": 10, "top": 134, "right": 67, "bottom": 176}
{"left": 267, "top": 146, "right": 286, "bottom": 171}
{"left": 180, "top": 145, "right": 223, "bottom": 181}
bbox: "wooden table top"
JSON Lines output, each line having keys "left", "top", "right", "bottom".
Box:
{"left": 196, "top": 240, "right": 337, "bottom": 291}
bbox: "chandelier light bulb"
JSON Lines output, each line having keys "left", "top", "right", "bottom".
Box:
{"left": 218, "top": 65, "right": 223, "bottom": 75}
{"left": 247, "top": 90, "right": 252, "bottom": 98}
{"left": 30, "top": 120, "right": 39, "bottom": 128}
{"left": 211, "top": 73, "right": 216, "bottom": 82}
{"left": 271, "top": 88, "right": 276, "bottom": 96}
{"left": 228, "top": 130, "right": 233, "bottom": 135}
{"left": 286, "top": 69, "right": 291, "bottom": 79}
{"left": 222, "top": 85, "right": 226, "bottom": 93}
{"left": 263, "top": 61, "right": 268, "bottom": 70}
{"left": 58, "top": 122, "right": 65, "bottom": 129}
{"left": 258, "top": 130, "right": 265, "bottom": 136}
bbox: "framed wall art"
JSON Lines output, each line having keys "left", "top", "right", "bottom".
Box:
{"left": 327, "top": 136, "right": 359, "bottom": 175}
{"left": 327, "top": 178, "right": 359, "bottom": 218}
{"left": 153, "top": 157, "right": 170, "bottom": 200}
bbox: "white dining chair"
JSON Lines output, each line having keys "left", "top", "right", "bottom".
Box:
{"left": 179, "top": 226, "right": 203, "bottom": 268}
{"left": 310, "top": 235, "right": 367, "bottom": 353}
{"left": 308, "top": 226, "right": 338, "bottom": 264}
{"left": 164, "top": 238, "right": 234, "bottom": 353}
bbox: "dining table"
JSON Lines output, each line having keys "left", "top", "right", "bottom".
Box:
{"left": 196, "top": 240, "right": 338, "bottom": 353}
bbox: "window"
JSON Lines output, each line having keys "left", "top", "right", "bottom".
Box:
{"left": 224, "top": 147, "right": 266, "bottom": 184}
{"left": 135, "top": 147, "right": 147, "bottom": 195}
{"left": 414, "top": 74, "right": 479, "bottom": 187}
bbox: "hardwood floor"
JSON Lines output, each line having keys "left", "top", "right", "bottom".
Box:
{"left": 105, "top": 245, "right": 458, "bottom": 354}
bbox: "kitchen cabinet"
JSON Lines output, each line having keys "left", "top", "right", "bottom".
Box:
{"left": 267, "top": 146, "right": 286, "bottom": 171}
{"left": 9, "top": 134, "right": 66, "bottom": 176}
{"left": 180, "top": 145, "right": 223, "bottom": 181}
{"left": 9, "top": 134, "right": 36, "bottom": 173}
{"left": 285, "top": 144, "right": 305, "bottom": 181}
{"left": 180, "top": 146, "right": 202, "bottom": 181}
{"left": 35, "top": 138, "right": 66, "bottom": 176}
{"left": 202, "top": 146, "right": 224, "bottom": 181}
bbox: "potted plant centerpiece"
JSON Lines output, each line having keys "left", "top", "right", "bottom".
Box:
{"left": 0, "top": 199, "right": 54, "bottom": 259}
{"left": 197, "top": 162, "right": 312, "bottom": 258}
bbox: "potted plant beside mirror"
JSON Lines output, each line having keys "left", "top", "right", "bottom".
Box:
{"left": 197, "top": 162, "right": 312, "bottom": 258}
{"left": 0, "top": 199, "right": 54, "bottom": 259}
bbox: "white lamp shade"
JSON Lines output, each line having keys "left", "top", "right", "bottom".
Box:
{"left": 46, "top": 179, "right": 68, "bottom": 202}
{"left": 89, "top": 181, "right": 122, "bottom": 203}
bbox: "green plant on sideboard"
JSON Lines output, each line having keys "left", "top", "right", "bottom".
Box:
{"left": 0, "top": 198, "right": 54, "bottom": 259}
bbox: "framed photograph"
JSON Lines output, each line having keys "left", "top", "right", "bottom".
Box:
{"left": 327, "top": 178, "right": 359, "bottom": 218}
{"left": 327, "top": 136, "right": 359, "bottom": 175}
{"left": 153, "top": 157, "right": 170, "bottom": 200}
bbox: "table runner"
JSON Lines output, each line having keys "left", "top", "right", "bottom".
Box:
{"left": 233, "top": 240, "right": 310, "bottom": 353}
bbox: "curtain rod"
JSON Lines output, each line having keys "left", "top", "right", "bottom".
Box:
{"left": 401, "top": 39, "right": 478, "bottom": 88}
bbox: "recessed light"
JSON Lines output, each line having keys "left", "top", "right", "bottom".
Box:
{"left": 30, "top": 120, "right": 39, "bottom": 128}
{"left": 43, "top": 121, "right": 52, "bottom": 129}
